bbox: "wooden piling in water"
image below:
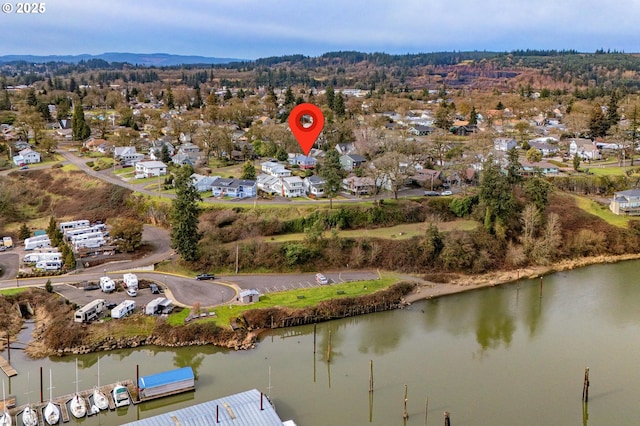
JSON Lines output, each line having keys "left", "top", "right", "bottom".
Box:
{"left": 424, "top": 397, "right": 428, "bottom": 426}
{"left": 313, "top": 323, "right": 317, "bottom": 354}
{"left": 39, "top": 366, "right": 43, "bottom": 403}
{"left": 444, "top": 411, "right": 451, "bottom": 426}
{"left": 582, "top": 367, "right": 590, "bottom": 402}
{"left": 369, "top": 360, "right": 373, "bottom": 393}
{"left": 327, "top": 330, "right": 331, "bottom": 363}
{"left": 539, "top": 276, "right": 543, "bottom": 297}
{"left": 403, "top": 384, "right": 408, "bottom": 419}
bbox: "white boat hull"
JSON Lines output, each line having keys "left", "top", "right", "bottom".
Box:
{"left": 44, "top": 401, "right": 60, "bottom": 425}
{"left": 0, "top": 411, "right": 11, "bottom": 426}
{"left": 22, "top": 406, "right": 37, "bottom": 426}
{"left": 69, "top": 394, "right": 87, "bottom": 418}
{"left": 112, "top": 385, "right": 130, "bottom": 408}
{"left": 92, "top": 388, "right": 109, "bottom": 411}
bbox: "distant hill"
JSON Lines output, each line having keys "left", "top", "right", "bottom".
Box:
{"left": 0, "top": 52, "right": 245, "bottom": 66}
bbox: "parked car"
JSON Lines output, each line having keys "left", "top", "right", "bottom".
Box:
{"left": 149, "top": 283, "right": 160, "bottom": 294}
{"left": 424, "top": 190, "right": 440, "bottom": 196}
{"left": 19, "top": 165, "right": 28, "bottom": 170}
{"left": 315, "top": 273, "right": 329, "bottom": 285}
{"left": 440, "top": 190, "right": 453, "bottom": 196}
{"left": 126, "top": 287, "right": 138, "bottom": 297}
{"left": 196, "top": 273, "right": 216, "bottom": 280}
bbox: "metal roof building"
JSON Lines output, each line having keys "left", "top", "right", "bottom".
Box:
{"left": 122, "top": 388, "right": 295, "bottom": 426}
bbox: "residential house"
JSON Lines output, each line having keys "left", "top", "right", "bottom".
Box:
{"left": 114, "top": 146, "right": 145, "bottom": 166}
{"left": 342, "top": 176, "right": 374, "bottom": 196}
{"left": 273, "top": 176, "right": 305, "bottom": 198}
{"left": 303, "top": 175, "right": 325, "bottom": 198}
{"left": 149, "top": 140, "right": 175, "bottom": 161}
{"left": 339, "top": 154, "right": 367, "bottom": 171}
{"left": 528, "top": 141, "right": 559, "bottom": 157}
{"left": 134, "top": 161, "right": 167, "bottom": 178}
{"left": 256, "top": 173, "right": 280, "bottom": 194}
{"left": 289, "top": 155, "right": 317, "bottom": 169}
{"left": 610, "top": 189, "right": 640, "bottom": 215}
{"left": 335, "top": 142, "right": 355, "bottom": 155}
{"left": 83, "top": 138, "right": 108, "bottom": 152}
{"left": 493, "top": 138, "right": 517, "bottom": 152}
{"left": 211, "top": 178, "right": 256, "bottom": 199}
{"left": 411, "top": 169, "right": 441, "bottom": 189}
{"left": 191, "top": 173, "right": 220, "bottom": 192}
{"left": 13, "top": 148, "right": 40, "bottom": 165}
{"left": 520, "top": 160, "right": 560, "bottom": 176}
{"left": 261, "top": 161, "right": 291, "bottom": 177}
{"left": 171, "top": 152, "right": 195, "bottom": 166}
{"left": 569, "top": 139, "right": 601, "bottom": 160}
{"left": 409, "top": 125, "right": 435, "bottom": 136}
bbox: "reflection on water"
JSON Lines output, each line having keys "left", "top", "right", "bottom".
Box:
{"left": 3, "top": 260, "right": 640, "bottom": 425}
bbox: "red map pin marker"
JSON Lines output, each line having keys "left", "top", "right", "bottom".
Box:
{"left": 288, "top": 103, "right": 324, "bottom": 156}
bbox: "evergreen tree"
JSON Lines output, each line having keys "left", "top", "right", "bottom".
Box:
{"left": 319, "top": 149, "right": 345, "bottom": 209}
{"left": 479, "top": 156, "right": 518, "bottom": 237}
{"left": 588, "top": 105, "right": 610, "bottom": 138}
{"left": 241, "top": 161, "right": 256, "bottom": 180}
{"left": 18, "top": 223, "right": 30, "bottom": 240}
{"left": 192, "top": 86, "right": 202, "bottom": 109}
{"left": 224, "top": 88, "right": 233, "bottom": 101}
{"left": 325, "top": 85, "right": 335, "bottom": 110}
{"left": 170, "top": 165, "right": 202, "bottom": 262}
{"left": 469, "top": 105, "right": 478, "bottom": 126}
{"left": 506, "top": 147, "right": 522, "bottom": 185}
{"left": 165, "top": 86, "right": 175, "bottom": 109}
{"left": 333, "top": 93, "right": 346, "bottom": 117}
{"left": 606, "top": 92, "right": 620, "bottom": 127}
{"left": 434, "top": 101, "right": 453, "bottom": 130}
{"left": 284, "top": 87, "right": 295, "bottom": 107}
{"left": 160, "top": 143, "right": 172, "bottom": 163}
{"left": 71, "top": 103, "right": 91, "bottom": 141}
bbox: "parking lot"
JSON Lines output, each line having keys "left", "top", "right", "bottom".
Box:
{"left": 54, "top": 279, "right": 166, "bottom": 310}
{"left": 223, "top": 270, "right": 380, "bottom": 294}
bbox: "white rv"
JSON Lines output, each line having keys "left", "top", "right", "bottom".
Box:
{"left": 73, "top": 237, "right": 106, "bottom": 250}
{"left": 24, "top": 236, "right": 52, "bottom": 250}
{"left": 99, "top": 276, "right": 116, "bottom": 293}
{"left": 111, "top": 300, "right": 136, "bottom": 319}
{"left": 23, "top": 252, "right": 62, "bottom": 264}
{"left": 74, "top": 299, "right": 106, "bottom": 323}
{"left": 34, "top": 260, "right": 62, "bottom": 271}
{"left": 59, "top": 219, "right": 90, "bottom": 232}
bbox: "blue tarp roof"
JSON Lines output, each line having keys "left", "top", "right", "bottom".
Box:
{"left": 138, "top": 366, "right": 194, "bottom": 389}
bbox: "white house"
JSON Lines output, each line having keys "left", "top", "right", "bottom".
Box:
{"left": 114, "top": 146, "right": 144, "bottom": 166}
{"left": 135, "top": 161, "right": 167, "bottom": 178}
{"left": 272, "top": 176, "right": 305, "bottom": 198}
{"left": 211, "top": 178, "right": 257, "bottom": 199}
{"left": 343, "top": 176, "right": 374, "bottom": 196}
{"left": 493, "top": 138, "right": 517, "bottom": 152}
{"left": 303, "top": 175, "right": 325, "bottom": 198}
{"left": 528, "top": 141, "right": 559, "bottom": 157}
{"left": 256, "top": 173, "right": 280, "bottom": 194}
{"left": 13, "top": 148, "right": 41, "bottom": 165}
{"left": 569, "top": 138, "right": 601, "bottom": 160}
{"left": 261, "top": 161, "right": 291, "bottom": 177}
{"left": 149, "top": 140, "right": 175, "bottom": 160}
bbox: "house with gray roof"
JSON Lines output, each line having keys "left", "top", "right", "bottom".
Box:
{"left": 610, "top": 188, "right": 640, "bottom": 215}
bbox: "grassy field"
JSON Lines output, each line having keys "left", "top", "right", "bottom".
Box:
{"left": 191, "top": 275, "right": 399, "bottom": 328}
{"left": 586, "top": 166, "right": 635, "bottom": 176}
{"left": 571, "top": 194, "right": 633, "bottom": 228}
{"left": 264, "top": 219, "right": 477, "bottom": 242}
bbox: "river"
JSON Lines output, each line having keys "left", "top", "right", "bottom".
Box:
{"left": 3, "top": 260, "right": 640, "bottom": 425}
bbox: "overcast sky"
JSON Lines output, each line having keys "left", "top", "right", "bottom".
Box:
{"left": 2, "top": 0, "right": 639, "bottom": 59}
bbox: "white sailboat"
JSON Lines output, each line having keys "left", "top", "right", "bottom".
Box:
{"left": 21, "top": 406, "right": 37, "bottom": 426}
{"left": 0, "top": 380, "right": 11, "bottom": 426}
{"left": 69, "top": 359, "right": 87, "bottom": 418}
{"left": 92, "top": 357, "right": 109, "bottom": 411}
{"left": 22, "top": 373, "right": 37, "bottom": 426}
{"left": 44, "top": 369, "right": 60, "bottom": 425}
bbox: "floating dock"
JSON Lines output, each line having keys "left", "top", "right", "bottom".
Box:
{"left": 0, "top": 355, "right": 17, "bottom": 377}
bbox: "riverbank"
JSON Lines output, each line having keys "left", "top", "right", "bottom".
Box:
{"left": 403, "top": 252, "right": 640, "bottom": 304}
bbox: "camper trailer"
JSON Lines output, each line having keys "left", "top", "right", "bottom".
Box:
{"left": 74, "top": 299, "right": 106, "bottom": 323}
{"left": 34, "top": 260, "right": 62, "bottom": 271}
{"left": 59, "top": 219, "right": 90, "bottom": 232}
{"left": 99, "top": 276, "right": 116, "bottom": 293}
{"left": 23, "top": 252, "right": 62, "bottom": 264}
{"left": 24, "top": 237, "right": 51, "bottom": 250}
{"left": 111, "top": 300, "right": 136, "bottom": 319}
{"left": 73, "top": 237, "right": 106, "bottom": 250}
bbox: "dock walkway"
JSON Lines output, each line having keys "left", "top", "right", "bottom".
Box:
{"left": 0, "top": 354, "right": 17, "bottom": 377}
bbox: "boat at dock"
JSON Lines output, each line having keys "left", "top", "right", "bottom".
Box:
{"left": 0, "top": 381, "right": 10, "bottom": 426}
{"left": 92, "top": 357, "right": 109, "bottom": 411}
{"left": 70, "top": 359, "right": 87, "bottom": 418}
{"left": 21, "top": 405, "right": 37, "bottom": 426}
{"left": 112, "top": 384, "right": 130, "bottom": 408}
{"left": 44, "top": 369, "right": 60, "bottom": 425}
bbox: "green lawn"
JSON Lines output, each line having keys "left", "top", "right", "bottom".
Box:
{"left": 571, "top": 194, "right": 632, "bottom": 228}
{"left": 203, "top": 275, "right": 398, "bottom": 328}
{"left": 265, "top": 219, "right": 477, "bottom": 243}
{"left": 586, "top": 166, "right": 635, "bottom": 176}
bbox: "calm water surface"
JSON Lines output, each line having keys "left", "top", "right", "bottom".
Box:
{"left": 4, "top": 260, "right": 640, "bottom": 425}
